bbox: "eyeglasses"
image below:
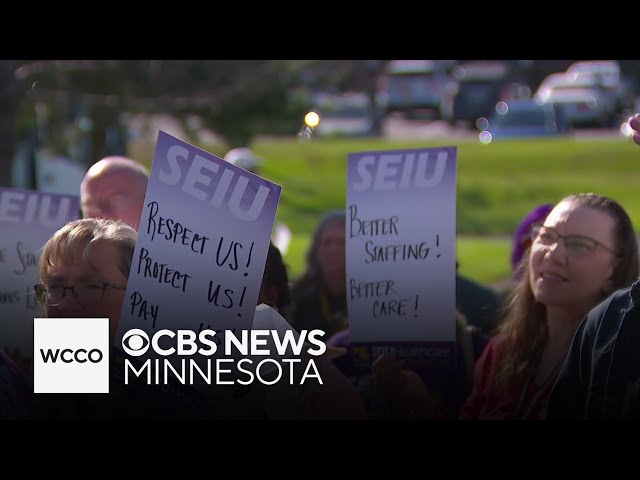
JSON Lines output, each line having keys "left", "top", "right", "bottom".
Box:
{"left": 34, "top": 282, "right": 127, "bottom": 307}
{"left": 530, "top": 225, "right": 621, "bottom": 258}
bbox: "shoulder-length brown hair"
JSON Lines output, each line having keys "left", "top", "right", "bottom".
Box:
{"left": 293, "top": 210, "right": 346, "bottom": 301}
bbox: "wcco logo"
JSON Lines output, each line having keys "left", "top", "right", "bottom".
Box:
{"left": 34, "top": 318, "right": 110, "bottom": 393}
{"left": 40, "top": 348, "right": 104, "bottom": 364}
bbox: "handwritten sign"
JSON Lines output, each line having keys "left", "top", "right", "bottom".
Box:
{"left": 346, "top": 147, "right": 457, "bottom": 362}
{"left": 0, "top": 187, "right": 80, "bottom": 365}
{"left": 114, "top": 131, "right": 281, "bottom": 357}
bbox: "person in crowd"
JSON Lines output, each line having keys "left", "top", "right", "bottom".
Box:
{"left": 289, "top": 210, "right": 348, "bottom": 341}
{"left": 34, "top": 218, "right": 212, "bottom": 419}
{"left": 257, "top": 242, "right": 292, "bottom": 315}
{"left": 80, "top": 156, "right": 149, "bottom": 231}
{"left": 234, "top": 241, "right": 366, "bottom": 420}
{"left": 511, "top": 204, "right": 555, "bottom": 278}
{"left": 489, "top": 203, "right": 555, "bottom": 299}
{"left": 631, "top": 113, "right": 640, "bottom": 145}
{"left": 224, "top": 148, "right": 292, "bottom": 256}
{"left": 328, "top": 310, "right": 489, "bottom": 419}
{"left": 36, "top": 219, "right": 133, "bottom": 344}
{"left": 35, "top": 219, "right": 364, "bottom": 419}
{"left": 374, "top": 192, "right": 639, "bottom": 419}
{"left": 223, "top": 147, "right": 262, "bottom": 174}
{"left": 296, "top": 208, "right": 494, "bottom": 417}
{"left": 547, "top": 113, "right": 640, "bottom": 419}
{"left": 455, "top": 264, "right": 503, "bottom": 334}
{"left": 0, "top": 350, "right": 33, "bottom": 419}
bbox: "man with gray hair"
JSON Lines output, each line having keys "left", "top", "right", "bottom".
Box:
{"left": 80, "top": 156, "right": 149, "bottom": 231}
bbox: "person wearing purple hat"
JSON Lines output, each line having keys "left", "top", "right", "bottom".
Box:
{"left": 511, "top": 204, "right": 554, "bottom": 277}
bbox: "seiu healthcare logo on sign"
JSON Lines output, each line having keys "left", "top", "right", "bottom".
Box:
{"left": 33, "top": 318, "right": 109, "bottom": 393}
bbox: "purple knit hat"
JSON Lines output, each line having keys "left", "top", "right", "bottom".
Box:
{"left": 511, "top": 204, "right": 554, "bottom": 274}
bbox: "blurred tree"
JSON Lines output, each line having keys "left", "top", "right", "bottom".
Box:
{"left": 0, "top": 60, "right": 17, "bottom": 187}
{"left": 13, "top": 60, "right": 320, "bottom": 155}
{"left": 354, "top": 60, "right": 386, "bottom": 136}
{"left": 4, "top": 60, "right": 384, "bottom": 182}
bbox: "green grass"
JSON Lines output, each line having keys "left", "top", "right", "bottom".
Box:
{"left": 456, "top": 236, "right": 512, "bottom": 285}
{"left": 131, "top": 136, "right": 640, "bottom": 235}
{"left": 251, "top": 136, "right": 640, "bottom": 236}
{"left": 283, "top": 235, "right": 311, "bottom": 280}
{"left": 129, "top": 135, "right": 639, "bottom": 285}
{"left": 282, "top": 233, "right": 511, "bottom": 286}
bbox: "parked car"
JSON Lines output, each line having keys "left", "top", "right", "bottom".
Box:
{"left": 566, "top": 61, "right": 636, "bottom": 114}
{"left": 566, "top": 60, "right": 620, "bottom": 86}
{"left": 479, "top": 99, "right": 568, "bottom": 142}
{"left": 311, "top": 91, "right": 376, "bottom": 138}
{"left": 440, "top": 61, "right": 528, "bottom": 128}
{"left": 539, "top": 75, "right": 619, "bottom": 128}
{"left": 533, "top": 72, "right": 573, "bottom": 103}
{"left": 380, "top": 60, "right": 452, "bottom": 118}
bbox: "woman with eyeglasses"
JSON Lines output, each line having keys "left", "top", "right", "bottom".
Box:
{"left": 374, "top": 193, "right": 639, "bottom": 419}
{"left": 35, "top": 218, "right": 365, "bottom": 420}
{"left": 4, "top": 218, "right": 132, "bottom": 420}
{"left": 547, "top": 114, "right": 640, "bottom": 419}
{"left": 36, "top": 218, "right": 137, "bottom": 419}
{"left": 35, "top": 217, "right": 134, "bottom": 344}
{"left": 459, "top": 193, "right": 639, "bottom": 419}
{"left": 35, "top": 218, "right": 215, "bottom": 419}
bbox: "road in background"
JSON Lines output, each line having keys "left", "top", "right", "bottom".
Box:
{"left": 382, "top": 113, "right": 626, "bottom": 141}
{"left": 126, "top": 111, "right": 627, "bottom": 145}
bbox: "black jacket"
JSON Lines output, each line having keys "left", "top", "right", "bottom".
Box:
{"left": 547, "top": 279, "right": 640, "bottom": 419}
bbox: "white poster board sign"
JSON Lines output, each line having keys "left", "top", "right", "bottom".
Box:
{"left": 346, "top": 147, "right": 457, "bottom": 366}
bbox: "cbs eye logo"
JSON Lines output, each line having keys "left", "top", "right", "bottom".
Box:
{"left": 122, "top": 329, "right": 150, "bottom": 356}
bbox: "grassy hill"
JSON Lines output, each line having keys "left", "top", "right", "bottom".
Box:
{"left": 129, "top": 135, "right": 640, "bottom": 285}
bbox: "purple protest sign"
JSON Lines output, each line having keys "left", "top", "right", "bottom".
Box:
{"left": 346, "top": 147, "right": 457, "bottom": 365}
{"left": 114, "top": 131, "right": 281, "bottom": 353}
{"left": 0, "top": 187, "right": 80, "bottom": 361}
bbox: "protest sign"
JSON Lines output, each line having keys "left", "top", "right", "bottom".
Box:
{"left": 346, "top": 147, "right": 457, "bottom": 366}
{"left": 0, "top": 187, "right": 80, "bottom": 368}
{"left": 115, "top": 132, "right": 282, "bottom": 368}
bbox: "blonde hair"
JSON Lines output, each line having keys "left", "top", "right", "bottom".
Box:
{"left": 39, "top": 218, "right": 137, "bottom": 283}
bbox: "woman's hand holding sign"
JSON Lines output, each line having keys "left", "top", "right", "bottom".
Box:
{"left": 372, "top": 353, "right": 439, "bottom": 418}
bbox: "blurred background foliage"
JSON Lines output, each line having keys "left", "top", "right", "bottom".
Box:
{"left": 0, "top": 59, "right": 388, "bottom": 187}
{"left": 5, "top": 60, "right": 640, "bottom": 185}
{"left": 7, "top": 59, "right": 633, "bottom": 187}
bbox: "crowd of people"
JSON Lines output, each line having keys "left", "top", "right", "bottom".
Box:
{"left": 3, "top": 113, "right": 640, "bottom": 420}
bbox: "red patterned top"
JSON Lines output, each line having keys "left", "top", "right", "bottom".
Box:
{"left": 459, "top": 335, "right": 560, "bottom": 420}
